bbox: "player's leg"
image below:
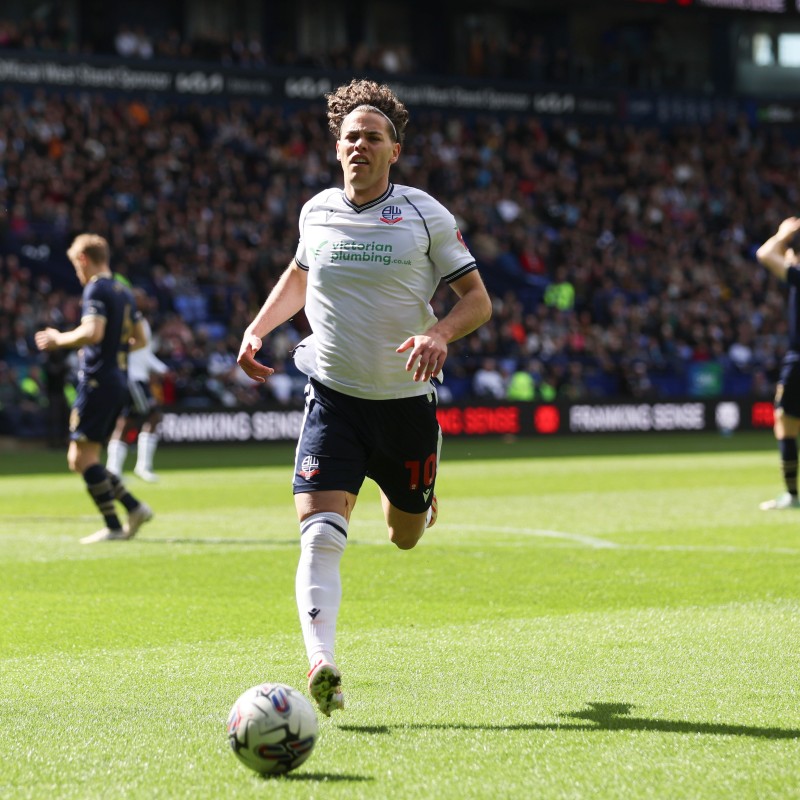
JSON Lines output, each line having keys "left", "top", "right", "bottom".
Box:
{"left": 295, "top": 490, "right": 356, "bottom": 716}
{"left": 74, "top": 380, "right": 153, "bottom": 542}
{"left": 69, "top": 440, "right": 128, "bottom": 541}
{"left": 134, "top": 409, "right": 162, "bottom": 483}
{"left": 292, "top": 380, "right": 366, "bottom": 715}
{"left": 131, "top": 381, "right": 160, "bottom": 482}
{"left": 134, "top": 432, "right": 160, "bottom": 482}
{"left": 68, "top": 381, "right": 127, "bottom": 541}
{"left": 379, "top": 488, "right": 438, "bottom": 549}
{"left": 760, "top": 410, "right": 800, "bottom": 510}
{"left": 108, "top": 379, "right": 140, "bottom": 477}
{"left": 109, "top": 471, "right": 154, "bottom": 537}
{"left": 105, "top": 414, "right": 129, "bottom": 477}
{"left": 372, "top": 390, "right": 441, "bottom": 550}
{"left": 761, "top": 366, "right": 800, "bottom": 510}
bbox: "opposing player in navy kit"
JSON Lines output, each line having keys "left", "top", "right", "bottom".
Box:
{"left": 238, "top": 79, "right": 492, "bottom": 715}
{"left": 35, "top": 234, "right": 154, "bottom": 543}
{"left": 756, "top": 216, "right": 800, "bottom": 510}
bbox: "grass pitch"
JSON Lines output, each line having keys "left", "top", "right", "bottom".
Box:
{"left": 1, "top": 433, "right": 798, "bottom": 799}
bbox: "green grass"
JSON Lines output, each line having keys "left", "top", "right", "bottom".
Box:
{"left": 1, "top": 433, "right": 799, "bottom": 799}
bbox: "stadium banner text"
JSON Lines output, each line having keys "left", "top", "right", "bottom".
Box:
{"left": 157, "top": 398, "right": 774, "bottom": 444}
{"left": 0, "top": 53, "right": 775, "bottom": 126}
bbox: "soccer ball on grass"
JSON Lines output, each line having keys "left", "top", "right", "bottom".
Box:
{"left": 226, "top": 682, "right": 318, "bottom": 775}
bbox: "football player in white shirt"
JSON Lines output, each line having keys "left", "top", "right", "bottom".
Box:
{"left": 238, "top": 79, "right": 492, "bottom": 716}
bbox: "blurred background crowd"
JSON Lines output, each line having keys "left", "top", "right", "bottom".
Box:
{"left": 1, "top": 0, "right": 799, "bottom": 440}
{"left": 0, "top": 0, "right": 724, "bottom": 92}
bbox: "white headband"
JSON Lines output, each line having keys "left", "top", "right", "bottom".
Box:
{"left": 350, "top": 104, "right": 398, "bottom": 141}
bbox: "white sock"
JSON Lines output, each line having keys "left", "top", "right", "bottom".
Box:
{"left": 136, "top": 432, "right": 158, "bottom": 472}
{"left": 295, "top": 512, "right": 347, "bottom": 668}
{"left": 106, "top": 440, "right": 128, "bottom": 476}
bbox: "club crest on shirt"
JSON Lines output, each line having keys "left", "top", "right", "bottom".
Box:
{"left": 380, "top": 205, "right": 403, "bottom": 224}
{"left": 298, "top": 455, "right": 320, "bottom": 480}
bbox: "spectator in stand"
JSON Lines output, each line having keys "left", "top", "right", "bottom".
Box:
{"left": 114, "top": 25, "right": 153, "bottom": 59}
{"left": 506, "top": 365, "right": 535, "bottom": 402}
{"left": 18, "top": 364, "right": 47, "bottom": 434}
{"left": 0, "top": 361, "right": 26, "bottom": 435}
{"left": 42, "top": 345, "right": 70, "bottom": 447}
{"left": 114, "top": 25, "right": 138, "bottom": 58}
{"left": 265, "top": 362, "right": 295, "bottom": 405}
{"left": 0, "top": 10, "right": 715, "bottom": 93}
{"left": 473, "top": 358, "right": 507, "bottom": 399}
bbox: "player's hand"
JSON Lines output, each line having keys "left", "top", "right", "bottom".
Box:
{"left": 237, "top": 334, "right": 273, "bottom": 383}
{"left": 34, "top": 328, "right": 59, "bottom": 352}
{"left": 777, "top": 217, "right": 800, "bottom": 241}
{"left": 397, "top": 334, "right": 447, "bottom": 382}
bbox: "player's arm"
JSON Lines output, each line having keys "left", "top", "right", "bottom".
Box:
{"left": 35, "top": 315, "right": 106, "bottom": 352}
{"left": 129, "top": 318, "right": 148, "bottom": 352}
{"left": 756, "top": 217, "right": 800, "bottom": 279}
{"left": 147, "top": 351, "right": 170, "bottom": 375}
{"left": 238, "top": 260, "right": 308, "bottom": 383}
{"left": 397, "top": 270, "right": 492, "bottom": 382}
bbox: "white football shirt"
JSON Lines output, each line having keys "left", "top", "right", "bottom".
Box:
{"left": 295, "top": 182, "right": 477, "bottom": 400}
{"left": 128, "top": 319, "right": 169, "bottom": 382}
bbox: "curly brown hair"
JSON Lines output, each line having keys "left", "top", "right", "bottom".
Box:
{"left": 326, "top": 79, "right": 409, "bottom": 144}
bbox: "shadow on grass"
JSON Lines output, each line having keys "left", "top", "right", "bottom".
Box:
{"left": 339, "top": 702, "right": 800, "bottom": 740}
{"left": 138, "top": 538, "right": 298, "bottom": 546}
{"left": 271, "top": 772, "right": 373, "bottom": 783}
{"left": 136, "top": 538, "right": 383, "bottom": 547}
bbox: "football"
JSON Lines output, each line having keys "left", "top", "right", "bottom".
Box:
{"left": 226, "top": 682, "right": 319, "bottom": 776}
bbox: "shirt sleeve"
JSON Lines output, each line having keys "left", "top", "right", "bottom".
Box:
{"left": 81, "top": 282, "right": 107, "bottom": 321}
{"left": 147, "top": 352, "right": 170, "bottom": 374}
{"left": 294, "top": 196, "right": 314, "bottom": 270}
{"left": 425, "top": 197, "right": 478, "bottom": 284}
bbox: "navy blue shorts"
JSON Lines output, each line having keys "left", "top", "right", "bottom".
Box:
{"left": 293, "top": 379, "right": 441, "bottom": 514}
{"left": 776, "top": 354, "right": 800, "bottom": 418}
{"left": 70, "top": 373, "right": 127, "bottom": 444}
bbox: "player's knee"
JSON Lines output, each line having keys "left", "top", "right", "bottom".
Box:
{"left": 299, "top": 513, "right": 348, "bottom": 555}
{"left": 388, "top": 524, "right": 424, "bottom": 550}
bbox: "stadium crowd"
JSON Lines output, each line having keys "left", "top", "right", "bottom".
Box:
{"left": 1, "top": 0, "right": 797, "bottom": 440}
{"left": 0, "top": 8, "right": 695, "bottom": 93}
{"left": 1, "top": 81, "right": 793, "bottom": 440}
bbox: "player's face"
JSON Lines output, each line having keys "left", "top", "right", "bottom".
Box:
{"left": 336, "top": 110, "right": 400, "bottom": 203}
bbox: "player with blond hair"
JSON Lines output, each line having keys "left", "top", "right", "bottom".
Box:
{"left": 35, "top": 234, "right": 154, "bottom": 543}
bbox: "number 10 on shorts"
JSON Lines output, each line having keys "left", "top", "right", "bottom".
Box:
{"left": 405, "top": 454, "right": 437, "bottom": 491}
